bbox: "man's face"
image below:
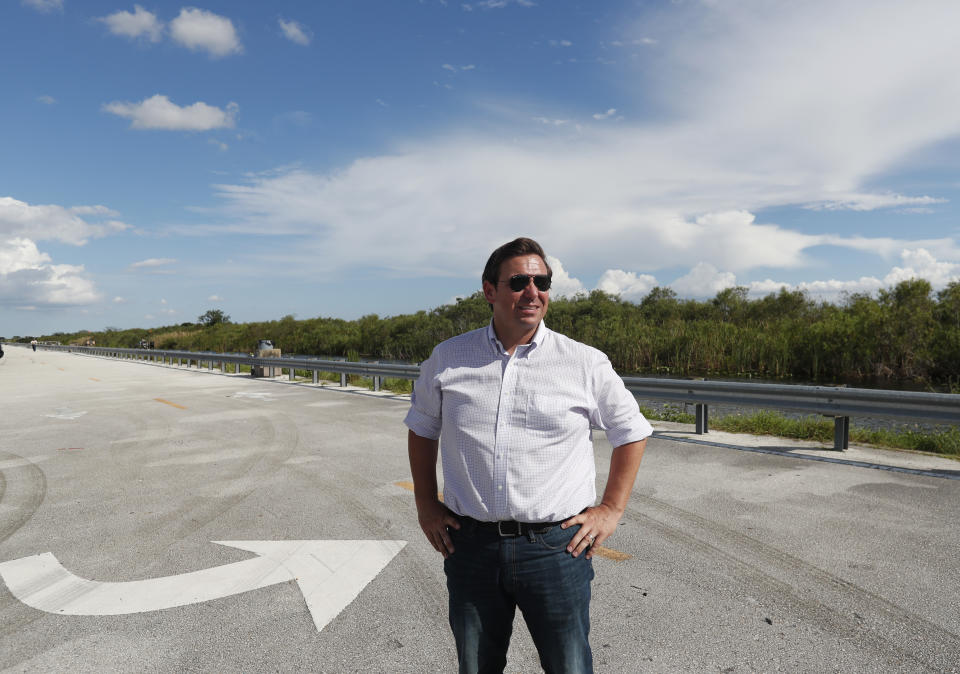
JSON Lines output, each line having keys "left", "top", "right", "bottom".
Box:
{"left": 482, "top": 254, "right": 550, "bottom": 336}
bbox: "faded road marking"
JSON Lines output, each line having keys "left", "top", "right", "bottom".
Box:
{"left": 593, "top": 546, "right": 632, "bottom": 561}
{"left": 89, "top": 377, "right": 100, "bottom": 382}
{"left": 394, "top": 480, "right": 443, "bottom": 501}
{"left": 0, "top": 455, "right": 51, "bottom": 470}
{"left": 154, "top": 398, "right": 187, "bottom": 410}
{"left": 231, "top": 391, "right": 275, "bottom": 401}
{"left": 45, "top": 408, "right": 87, "bottom": 420}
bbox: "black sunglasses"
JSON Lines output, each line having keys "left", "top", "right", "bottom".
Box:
{"left": 501, "top": 274, "right": 552, "bottom": 292}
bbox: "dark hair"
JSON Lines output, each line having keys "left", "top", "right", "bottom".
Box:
{"left": 482, "top": 237, "right": 553, "bottom": 287}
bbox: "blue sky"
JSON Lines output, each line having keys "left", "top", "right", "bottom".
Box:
{"left": 3, "top": 0, "right": 960, "bottom": 336}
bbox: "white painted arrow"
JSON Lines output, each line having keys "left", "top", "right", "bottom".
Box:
{"left": 0, "top": 540, "right": 406, "bottom": 632}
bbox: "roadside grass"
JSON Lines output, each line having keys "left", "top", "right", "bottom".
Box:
{"left": 640, "top": 406, "right": 960, "bottom": 458}
{"left": 639, "top": 404, "right": 696, "bottom": 425}
{"left": 287, "top": 370, "right": 414, "bottom": 394}
{"left": 383, "top": 378, "right": 413, "bottom": 394}
{"left": 344, "top": 375, "right": 414, "bottom": 393}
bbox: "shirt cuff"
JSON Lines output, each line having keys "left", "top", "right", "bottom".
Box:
{"left": 605, "top": 415, "right": 654, "bottom": 449}
{"left": 404, "top": 407, "right": 442, "bottom": 440}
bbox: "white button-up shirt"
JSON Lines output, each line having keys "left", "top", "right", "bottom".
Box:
{"left": 404, "top": 321, "right": 652, "bottom": 523}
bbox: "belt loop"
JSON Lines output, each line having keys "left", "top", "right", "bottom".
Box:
{"left": 526, "top": 527, "right": 536, "bottom": 543}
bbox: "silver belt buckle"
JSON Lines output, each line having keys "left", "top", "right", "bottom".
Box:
{"left": 497, "top": 521, "right": 521, "bottom": 536}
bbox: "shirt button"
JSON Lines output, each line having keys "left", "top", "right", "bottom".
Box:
{"left": 498, "top": 485, "right": 503, "bottom": 490}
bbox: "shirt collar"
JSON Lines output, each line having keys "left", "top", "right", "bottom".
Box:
{"left": 487, "top": 320, "right": 549, "bottom": 356}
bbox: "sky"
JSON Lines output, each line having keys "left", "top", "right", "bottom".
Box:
{"left": 3, "top": 0, "right": 960, "bottom": 337}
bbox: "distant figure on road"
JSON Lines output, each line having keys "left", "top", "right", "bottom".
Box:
{"left": 405, "top": 237, "right": 652, "bottom": 673}
{"left": 30, "top": 339, "right": 37, "bottom": 352}
{"left": 0, "top": 343, "right": 4, "bottom": 359}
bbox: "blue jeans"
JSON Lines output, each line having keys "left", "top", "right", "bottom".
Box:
{"left": 444, "top": 519, "right": 594, "bottom": 674}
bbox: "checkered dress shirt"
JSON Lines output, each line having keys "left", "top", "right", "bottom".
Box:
{"left": 404, "top": 321, "right": 652, "bottom": 523}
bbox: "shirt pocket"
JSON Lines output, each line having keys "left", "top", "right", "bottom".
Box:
{"left": 524, "top": 393, "right": 569, "bottom": 434}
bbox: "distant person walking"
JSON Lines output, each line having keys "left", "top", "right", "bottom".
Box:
{"left": 30, "top": 339, "right": 38, "bottom": 352}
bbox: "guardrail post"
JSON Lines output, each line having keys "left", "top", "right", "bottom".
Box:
{"left": 695, "top": 403, "right": 709, "bottom": 434}
{"left": 312, "top": 370, "right": 318, "bottom": 384}
{"left": 340, "top": 372, "right": 347, "bottom": 387}
{"left": 289, "top": 367, "right": 295, "bottom": 381}
{"left": 833, "top": 416, "right": 850, "bottom": 451}
{"left": 373, "top": 376, "right": 381, "bottom": 392}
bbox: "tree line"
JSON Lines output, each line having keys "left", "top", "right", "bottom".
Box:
{"left": 20, "top": 278, "right": 960, "bottom": 390}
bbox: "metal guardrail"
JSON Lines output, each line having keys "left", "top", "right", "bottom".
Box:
{"left": 26, "top": 343, "right": 420, "bottom": 391}
{"left": 12, "top": 343, "right": 960, "bottom": 451}
{"left": 622, "top": 377, "right": 960, "bottom": 451}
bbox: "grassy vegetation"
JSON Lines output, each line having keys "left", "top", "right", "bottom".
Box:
{"left": 24, "top": 277, "right": 960, "bottom": 391}
{"left": 19, "top": 278, "right": 960, "bottom": 453}
{"left": 383, "top": 378, "right": 414, "bottom": 394}
{"left": 641, "top": 406, "right": 960, "bottom": 458}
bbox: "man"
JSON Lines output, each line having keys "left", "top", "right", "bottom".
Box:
{"left": 405, "top": 237, "right": 652, "bottom": 673}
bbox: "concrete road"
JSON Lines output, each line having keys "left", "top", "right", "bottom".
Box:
{"left": 1, "top": 346, "right": 958, "bottom": 672}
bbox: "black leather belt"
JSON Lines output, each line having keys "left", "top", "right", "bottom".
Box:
{"left": 459, "top": 516, "right": 565, "bottom": 537}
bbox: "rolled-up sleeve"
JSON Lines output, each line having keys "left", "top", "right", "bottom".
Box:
{"left": 404, "top": 349, "right": 443, "bottom": 440}
{"left": 590, "top": 356, "right": 653, "bottom": 448}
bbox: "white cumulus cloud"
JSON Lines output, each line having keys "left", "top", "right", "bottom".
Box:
{"left": 0, "top": 197, "right": 128, "bottom": 245}
{"left": 0, "top": 238, "right": 100, "bottom": 307}
{"left": 739, "top": 249, "right": 960, "bottom": 302}
{"left": 279, "top": 18, "right": 311, "bottom": 45}
{"left": 103, "top": 95, "right": 237, "bottom": 131}
{"left": 98, "top": 5, "right": 163, "bottom": 42}
{"left": 129, "top": 258, "right": 176, "bottom": 270}
{"left": 532, "top": 117, "right": 570, "bottom": 127}
{"left": 169, "top": 7, "right": 241, "bottom": 58}
{"left": 809, "top": 193, "right": 946, "bottom": 212}
{"left": 471, "top": 0, "right": 535, "bottom": 8}
{"left": 670, "top": 263, "right": 738, "bottom": 298}
{"left": 882, "top": 248, "right": 960, "bottom": 288}
{"left": 545, "top": 256, "right": 586, "bottom": 298}
{"left": 22, "top": 0, "right": 62, "bottom": 13}
{"left": 596, "top": 269, "right": 658, "bottom": 301}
